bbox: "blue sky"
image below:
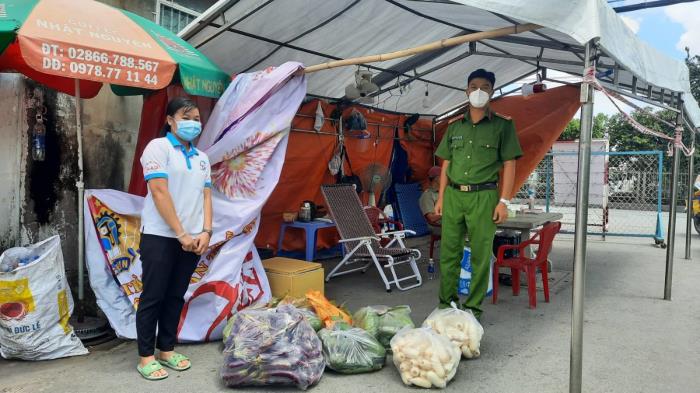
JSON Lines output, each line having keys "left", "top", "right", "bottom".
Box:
{"left": 618, "top": 1, "right": 700, "bottom": 59}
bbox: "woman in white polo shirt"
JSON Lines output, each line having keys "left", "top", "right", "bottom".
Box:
{"left": 136, "top": 97, "right": 212, "bottom": 380}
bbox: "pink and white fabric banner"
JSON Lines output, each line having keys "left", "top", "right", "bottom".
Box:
{"left": 84, "top": 62, "right": 307, "bottom": 342}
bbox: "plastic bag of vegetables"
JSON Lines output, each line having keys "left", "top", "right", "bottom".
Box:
{"left": 278, "top": 296, "right": 323, "bottom": 331}
{"left": 390, "top": 327, "right": 461, "bottom": 388}
{"left": 353, "top": 305, "right": 414, "bottom": 347}
{"left": 422, "top": 305, "right": 484, "bottom": 359}
{"left": 306, "top": 290, "right": 352, "bottom": 328}
{"left": 220, "top": 304, "right": 325, "bottom": 390}
{"left": 298, "top": 307, "right": 322, "bottom": 332}
{"left": 222, "top": 305, "right": 322, "bottom": 342}
{"left": 318, "top": 324, "right": 386, "bottom": 374}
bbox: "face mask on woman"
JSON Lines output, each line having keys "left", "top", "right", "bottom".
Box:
{"left": 468, "top": 89, "right": 490, "bottom": 108}
{"left": 175, "top": 120, "right": 202, "bottom": 141}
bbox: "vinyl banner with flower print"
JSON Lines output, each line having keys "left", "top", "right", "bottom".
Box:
{"left": 84, "top": 62, "right": 307, "bottom": 341}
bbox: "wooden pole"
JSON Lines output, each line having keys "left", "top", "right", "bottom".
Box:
{"left": 304, "top": 23, "right": 541, "bottom": 74}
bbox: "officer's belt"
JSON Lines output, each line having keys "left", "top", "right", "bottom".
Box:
{"left": 448, "top": 181, "right": 498, "bottom": 192}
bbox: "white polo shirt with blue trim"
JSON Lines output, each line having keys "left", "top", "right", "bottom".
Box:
{"left": 140, "top": 132, "right": 212, "bottom": 238}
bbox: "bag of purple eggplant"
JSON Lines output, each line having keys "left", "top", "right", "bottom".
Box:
{"left": 221, "top": 304, "right": 325, "bottom": 390}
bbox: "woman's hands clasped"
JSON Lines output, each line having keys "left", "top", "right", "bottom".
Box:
{"left": 192, "top": 232, "right": 211, "bottom": 255}
{"left": 178, "top": 232, "right": 210, "bottom": 255}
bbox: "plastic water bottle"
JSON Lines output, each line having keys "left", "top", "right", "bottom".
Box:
{"left": 527, "top": 183, "right": 535, "bottom": 210}
{"left": 32, "top": 120, "right": 46, "bottom": 161}
{"left": 383, "top": 205, "right": 395, "bottom": 231}
{"left": 427, "top": 258, "right": 435, "bottom": 280}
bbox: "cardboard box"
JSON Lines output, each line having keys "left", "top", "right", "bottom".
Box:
{"left": 262, "top": 257, "right": 324, "bottom": 298}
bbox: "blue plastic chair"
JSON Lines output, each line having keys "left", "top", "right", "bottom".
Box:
{"left": 394, "top": 183, "right": 431, "bottom": 237}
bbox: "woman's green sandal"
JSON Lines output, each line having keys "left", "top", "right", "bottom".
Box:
{"left": 137, "top": 360, "right": 168, "bottom": 380}
{"left": 158, "top": 352, "right": 191, "bottom": 371}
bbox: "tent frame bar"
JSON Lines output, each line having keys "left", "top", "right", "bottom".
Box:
{"left": 290, "top": 127, "right": 432, "bottom": 142}
{"left": 186, "top": 0, "right": 275, "bottom": 44}
{"left": 384, "top": 0, "right": 585, "bottom": 54}
{"left": 370, "top": 52, "right": 474, "bottom": 98}
{"left": 490, "top": 11, "right": 585, "bottom": 61}
{"left": 685, "top": 129, "right": 695, "bottom": 260}
{"left": 473, "top": 50, "right": 586, "bottom": 67}
{"left": 179, "top": 0, "right": 242, "bottom": 40}
{"left": 665, "top": 98, "right": 684, "bottom": 299}
{"left": 195, "top": 23, "right": 465, "bottom": 92}
{"left": 305, "top": 94, "right": 439, "bottom": 118}
{"left": 570, "top": 39, "right": 596, "bottom": 393}
{"left": 242, "top": 0, "right": 363, "bottom": 73}
{"left": 599, "top": 82, "right": 682, "bottom": 113}
{"left": 296, "top": 112, "right": 435, "bottom": 132}
{"left": 383, "top": 0, "right": 539, "bottom": 69}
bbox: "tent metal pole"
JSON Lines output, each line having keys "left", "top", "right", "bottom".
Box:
{"left": 431, "top": 118, "right": 436, "bottom": 166}
{"left": 685, "top": 129, "right": 695, "bottom": 260}
{"left": 570, "top": 39, "right": 596, "bottom": 393}
{"left": 75, "top": 79, "right": 85, "bottom": 322}
{"left": 664, "top": 97, "right": 684, "bottom": 299}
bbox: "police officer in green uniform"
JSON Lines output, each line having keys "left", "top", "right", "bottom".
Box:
{"left": 434, "top": 69, "right": 523, "bottom": 319}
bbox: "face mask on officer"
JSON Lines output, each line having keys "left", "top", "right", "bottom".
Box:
{"left": 468, "top": 89, "right": 491, "bottom": 108}
{"left": 466, "top": 70, "right": 495, "bottom": 109}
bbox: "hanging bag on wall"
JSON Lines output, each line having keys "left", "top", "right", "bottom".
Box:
{"left": 334, "top": 108, "right": 363, "bottom": 193}
{"left": 338, "top": 147, "right": 363, "bottom": 194}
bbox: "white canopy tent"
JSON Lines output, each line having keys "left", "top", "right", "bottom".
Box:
{"left": 180, "top": 0, "right": 700, "bottom": 125}
{"left": 180, "top": 1, "right": 698, "bottom": 392}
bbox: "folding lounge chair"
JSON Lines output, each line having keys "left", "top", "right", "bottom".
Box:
{"left": 321, "top": 184, "right": 423, "bottom": 292}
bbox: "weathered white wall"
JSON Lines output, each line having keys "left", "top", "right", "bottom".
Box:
{"left": 0, "top": 74, "right": 26, "bottom": 250}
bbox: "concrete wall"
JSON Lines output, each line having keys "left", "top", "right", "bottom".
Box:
{"left": 0, "top": 75, "right": 26, "bottom": 251}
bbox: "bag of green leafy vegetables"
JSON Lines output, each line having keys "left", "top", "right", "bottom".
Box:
{"left": 353, "top": 305, "right": 414, "bottom": 347}
{"left": 318, "top": 325, "right": 385, "bottom": 374}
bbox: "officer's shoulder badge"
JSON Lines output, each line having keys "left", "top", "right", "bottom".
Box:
{"left": 448, "top": 114, "right": 465, "bottom": 124}
{"left": 494, "top": 112, "right": 512, "bottom": 121}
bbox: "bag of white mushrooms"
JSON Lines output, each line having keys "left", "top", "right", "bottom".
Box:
{"left": 390, "top": 327, "right": 461, "bottom": 388}
{"left": 422, "top": 305, "right": 484, "bottom": 359}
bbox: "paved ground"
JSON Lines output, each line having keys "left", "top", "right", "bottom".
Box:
{"left": 2, "top": 222, "right": 699, "bottom": 393}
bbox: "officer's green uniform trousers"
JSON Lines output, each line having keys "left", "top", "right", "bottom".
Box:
{"left": 439, "top": 186, "right": 497, "bottom": 318}
{"left": 435, "top": 108, "right": 523, "bottom": 319}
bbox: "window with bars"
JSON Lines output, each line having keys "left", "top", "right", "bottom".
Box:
{"left": 156, "top": 1, "right": 199, "bottom": 34}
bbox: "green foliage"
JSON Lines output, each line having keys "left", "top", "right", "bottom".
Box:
{"left": 559, "top": 113, "right": 608, "bottom": 141}
{"left": 686, "top": 54, "right": 700, "bottom": 103}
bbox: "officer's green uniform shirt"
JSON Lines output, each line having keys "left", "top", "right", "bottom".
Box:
{"left": 435, "top": 108, "right": 523, "bottom": 184}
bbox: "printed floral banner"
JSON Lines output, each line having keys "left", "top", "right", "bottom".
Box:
{"left": 84, "top": 62, "right": 307, "bottom": 342}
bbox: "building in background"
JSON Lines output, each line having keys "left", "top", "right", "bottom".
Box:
{"left": 156, "top": 0, "right": 217, "bottom": 33}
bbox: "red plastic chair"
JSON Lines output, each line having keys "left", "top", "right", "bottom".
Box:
{"left": 423, "top": 213, "right": 441, "bottom": 259}
{"left": 364, "top": 206, "right": 403, "bottom": 247}
{"left": 492, "top": 221, "right": 561, "bottom": 309}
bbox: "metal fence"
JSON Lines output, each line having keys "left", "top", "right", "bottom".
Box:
{"left": 513, "top": 151, "right": 665, "bottom": 245}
